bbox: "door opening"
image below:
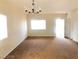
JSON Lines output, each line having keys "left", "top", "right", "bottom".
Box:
{"left": 55, "top": 18, "right": 65, "bottom": 38}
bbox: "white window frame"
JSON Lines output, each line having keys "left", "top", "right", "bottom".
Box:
{"left": 31, "top": 19, "right": 46, "bottom": 30}
{"left": 0, "top": 14, "right": 8, "bottom": 40}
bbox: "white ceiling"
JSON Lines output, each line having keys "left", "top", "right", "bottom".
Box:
{"left": 6, "top": 0, "right": 78, "bottom": 13}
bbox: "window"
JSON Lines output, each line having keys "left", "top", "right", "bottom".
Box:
{"left": 31, "top": 20, "right": 46, "bottom": 30}
{"left": 0, "top": 14, "right": 8, "bottom": 40}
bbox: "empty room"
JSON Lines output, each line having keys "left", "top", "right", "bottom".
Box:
{"left": 0, "top": 0, "right": 78, "bottom": 59}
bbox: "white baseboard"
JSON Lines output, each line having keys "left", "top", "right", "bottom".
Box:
{"left": 3, "top": 36, "right": 28, "bottom": 59}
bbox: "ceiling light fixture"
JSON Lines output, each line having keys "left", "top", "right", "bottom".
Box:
{"left": 25, "top": 0, "right": 42, "bottom": 14}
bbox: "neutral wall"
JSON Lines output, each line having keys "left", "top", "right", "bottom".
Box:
{"left": 27, "top": 14, "right": 67, "bottom": 36}
{"left": 65, "top": 9, "right": 78, "bottom": 42}
{"left": 0, "top": 1, "right": 28, "bottom": 59}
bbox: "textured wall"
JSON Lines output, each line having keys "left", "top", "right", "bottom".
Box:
{"left": 65, "top": 9, "right": 78, "bottom": 42}
{"left": 0, "top": 1, "right": 28, "bottom": 59}
{"left": 27, "top": 14, "right": 67, "bottom": 36}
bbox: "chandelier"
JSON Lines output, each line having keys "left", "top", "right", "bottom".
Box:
{"left": 25, "top": 0, "right": 42, "bottom": 14}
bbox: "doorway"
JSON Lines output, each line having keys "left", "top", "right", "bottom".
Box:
{"left": 55, "top": 18, "right": 65, "bottom": 38}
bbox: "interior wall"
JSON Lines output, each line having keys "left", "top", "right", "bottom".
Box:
{"left": 27, "top": 14, "right": 67, "bottom": 36}
{"left": 0, "top": 1, "right": 28, "bottom": 59}
{"left": 65, "top": 9, "right": 78, "bottom": 42}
